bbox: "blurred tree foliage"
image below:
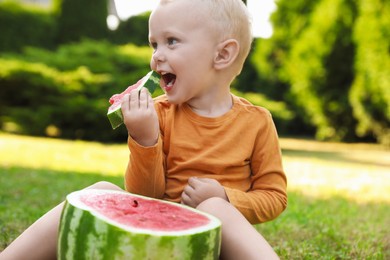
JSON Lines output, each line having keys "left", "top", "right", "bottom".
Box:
{"left": 350, "top": 0, "right": 390, "bottom": 145}
{"left": 0, "top": 0, "right": 151, "bottom": 50}
{"left": 0, "top": 1, "right": 57, "bottom": 52}
{"left": 109, "top": 12, "right": 150, "bottom": 46}
{"left": 252, "top": 0, "right": 389, "bottom": 144}
{"left": 53, "top": 0, "right": 109, "bottom": 44}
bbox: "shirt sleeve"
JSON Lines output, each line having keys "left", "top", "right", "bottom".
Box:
{"left": 124, "top": 134, "right": 166, "bottom": 199}
{"left": 224, "top": 112, "right": 287, "bottom": 224}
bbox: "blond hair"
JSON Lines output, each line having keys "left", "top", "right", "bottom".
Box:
{"left": 203, "top": 0, "right": 253, "bottom": 73}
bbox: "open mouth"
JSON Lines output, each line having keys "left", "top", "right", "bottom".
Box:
{"left": 162, "top": 73, "right": 176, "bottom": 91}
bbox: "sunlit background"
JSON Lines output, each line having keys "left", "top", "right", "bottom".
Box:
{"left": 0, "top": 0, "right": 389, "bottom": 258}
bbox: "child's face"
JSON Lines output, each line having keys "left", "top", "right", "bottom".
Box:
{"left": 149, "top": 0, "right": 220, "bottom": 105}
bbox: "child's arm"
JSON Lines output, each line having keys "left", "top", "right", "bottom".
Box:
{"left": 121, "top": 89, "right": 166, "bottom": 198}
{"left": 223, "top": 177, "right": 287, "bottom": 225}
{"left": 224, "top": 115, "right": 287, "bottom": 224}
{"left": 182, "top": 172, "right": 287, "bottom": 225}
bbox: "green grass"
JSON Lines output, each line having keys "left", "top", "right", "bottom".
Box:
{"left": 0, "top": 133, "right": 389, "bottom": 259}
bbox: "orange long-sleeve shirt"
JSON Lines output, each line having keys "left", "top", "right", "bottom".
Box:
{"left": 125, "top": 94, "right": 287, "bottom": 224}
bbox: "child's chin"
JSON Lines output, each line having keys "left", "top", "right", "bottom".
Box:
{"left": 166, "top": 95, "right": 183, "bottom": 105}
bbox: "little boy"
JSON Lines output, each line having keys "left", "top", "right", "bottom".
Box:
{"left": 0, "top": 0, "right": 286, "bottom": 259}
{"left": 123, "top": 0, "right": 287, "bottom": 224}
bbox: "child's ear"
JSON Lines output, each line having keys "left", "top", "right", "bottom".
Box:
{"left": 213, "top": 39, "right": 240, "bottom": 70}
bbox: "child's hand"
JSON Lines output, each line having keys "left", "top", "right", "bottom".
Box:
{"left": 181, "top": 177, "right": 228, "bottom": 208}
{"left": 121, "top": 88, "right": 159, "bottom": 147}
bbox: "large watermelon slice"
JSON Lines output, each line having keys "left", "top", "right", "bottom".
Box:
{"left": 107, "top": 70, "right": 160, "bottom": 129}
{"left": 57, "top": 189, "right": 221, "bottom": 260}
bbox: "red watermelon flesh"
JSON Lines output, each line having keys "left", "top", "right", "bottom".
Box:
{"left": 80, "top": 192, "right": 210, "bottom": 232}
{"left": 108, "top": 78, "right": 143, "bottom": 112}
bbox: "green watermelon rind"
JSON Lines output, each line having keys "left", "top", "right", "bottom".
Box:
{"left": 107, "top": 70, "right": 160, "bottom": 129}
{"left": 57, "top": 189, "right": 221, "bottom": 260}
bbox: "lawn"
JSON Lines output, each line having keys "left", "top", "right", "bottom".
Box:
{"left": 0, "top": 133, "right": 389, "bottom": 259}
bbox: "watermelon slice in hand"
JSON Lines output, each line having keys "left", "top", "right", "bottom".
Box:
{"left": 107, "top": 70, "right": 160, "bottom": 129}
{"left": 58, "top": 189, "right": 221, "bottom": 260}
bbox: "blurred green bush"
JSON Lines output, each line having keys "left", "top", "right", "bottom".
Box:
{"left": 0, "top": 40, "right": 154, "bottom": 142}
{"left": 54, "top": 0, "right": 108, "bottom": 44}
{"left": 0, "top": 1, "right": 57, "bottom": 52}
{"left": 109, "top": 12, "right": 150, "bottom": 46}
{"left": 0, "top": 0, "right": 151, "bottom": 52}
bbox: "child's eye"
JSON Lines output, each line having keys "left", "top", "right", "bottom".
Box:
{"left": 149, "top": 42, "right": 157, "bottom": 50}
{"left": 167, "top": 37, "right": 178, "bottom": 46}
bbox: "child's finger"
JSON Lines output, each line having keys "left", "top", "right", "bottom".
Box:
{"left": 188, "top": 177, "right": 201, "bottom": 188}
{"left": 181, "top": 190, "right": 193, "bottom": 207}
{"left": 183, "top": 184, "right": 194, "bottom": 196}
{"left": 138, "top": 88, "right": 149, "bottom": 108}
{"left": 121, "top": 94, "right": 130, "bottom": 112}
{"left": 148, "top": 93, "right": 154, "bottom": 108}
{"left": 129, "top": 88, "right": 140, "bottom": 108}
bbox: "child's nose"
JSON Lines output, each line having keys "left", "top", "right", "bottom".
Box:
{"left": 152, "top": 49, "right": 166, "bottom": 63}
